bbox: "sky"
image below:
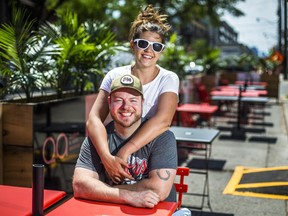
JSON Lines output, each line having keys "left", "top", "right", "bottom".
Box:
{"left": 223, "top": 0, "right": 279, "bottom": 56}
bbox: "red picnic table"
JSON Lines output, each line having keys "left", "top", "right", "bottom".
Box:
{"left": 210, "top": 90, "right": 261, "bottom": 97}
{"left": 47, "top": 197, "right": 177, "bottom": 216}
{"left": 175, "top": 103, "right": 218, "bottom": 127}
{"left": 214, "top": 86, "right": 267, "bottom": 96}
{"left": 0, "top": 185, "right": 66, "bottom": 216}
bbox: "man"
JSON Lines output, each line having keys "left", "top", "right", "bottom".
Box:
{"left": 73, "top": 74, "right": 178, "bottom": 208}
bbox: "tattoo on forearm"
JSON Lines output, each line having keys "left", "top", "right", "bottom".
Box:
{"left": 156, "top": 169, "right": 170, "bottom": 181}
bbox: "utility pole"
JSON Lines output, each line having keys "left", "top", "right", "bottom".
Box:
{"left": 278, "top": 0, "right": 282, "bottom": 54}
{"left": 284, "top": 0, "right": 288, "bottom": 80}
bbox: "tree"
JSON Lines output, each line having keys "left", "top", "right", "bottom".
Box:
{"left": 2, "top": 0, "right": 245, "bottom": 43}
{"left": 191, "top": 39, "right": 222, "bottom": 75}
{"left": 145, "top": 0, "right": 245, "bottom": 30}
{"left": 46, "top": 0, "right": 147, "bottom": 41}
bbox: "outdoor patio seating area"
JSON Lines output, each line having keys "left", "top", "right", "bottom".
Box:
{"left": 173, "top": 72, "right": 288, "bottom": 216}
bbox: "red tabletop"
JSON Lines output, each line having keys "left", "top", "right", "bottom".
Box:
{"left": 217, "top": 85, "right": 266, "bottom": 90}
{"left": 0, "top": 185, "right": 66, "bottom": 216}
{"left": 176, "top": 103, "right": 218, "bottom": 114}
{"left": 47, "top": 197, "right": 177, "bottom": 216}
{"left": 216, "top": 87, "right": 267, "bottom": 95}
{"left": 210, "top": 90, "right": 260, "bottom": 97}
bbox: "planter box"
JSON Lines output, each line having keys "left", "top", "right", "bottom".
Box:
{"left": 0, "top": 93, "right": 98, "bottom": 193}
{"left": 201, "top": 75, "right": 217, "bottom": 93}
{"left": 219, "top": 71, "right": 237, "bottom": 84}
{"left": 260, "top": 73, "right": 279, "bottom": 100}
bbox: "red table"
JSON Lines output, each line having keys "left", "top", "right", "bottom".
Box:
{"left": 216, "top": 87, "right": 267, "bottom": 95}
{"left": 176, "top": 103, "right": 218, "bottom": 127}
{"left": 47, "top": 197, "right": 177, "bottom": 216}
{"left": 210, "top": 90, "right": 260, "bottom": 97}
{"left": 228, "top": 84, "right": 266, "bottom": 90}
{"left": 176, "top": 103, "right": 218, "bottom": 114}
{"left": 0, "top": 185, "right": 66, "bottom": 216}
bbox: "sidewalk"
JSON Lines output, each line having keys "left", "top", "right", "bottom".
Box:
{"left": 181, "top": 77, "right": 288, "bottom": 216}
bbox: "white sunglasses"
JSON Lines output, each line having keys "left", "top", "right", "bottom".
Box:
{"left": 133, "top": 39, "right": 165, "bottom": 53}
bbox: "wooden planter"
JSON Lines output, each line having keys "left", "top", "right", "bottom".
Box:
{"left": 260, "top": 73, "right": 279, "bottom": 101}
{"left": 201, "top": 74, "right": 217, "bottom": 93}
{"left": 0, "top": 93, "right": 98, "bottom": 193}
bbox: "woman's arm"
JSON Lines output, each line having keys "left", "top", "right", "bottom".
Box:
{"left": 86, "top": 90, "right": 132, "bottom": 182}
{"left": 116, "top": 92, "right": 178, "bottom": 161}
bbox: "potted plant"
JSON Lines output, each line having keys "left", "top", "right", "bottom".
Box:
{"left": 39, "top": 11, "right": 126, "bottom": 98}
{"left": 0, "top": 8, "right": 59, "bottom": 101}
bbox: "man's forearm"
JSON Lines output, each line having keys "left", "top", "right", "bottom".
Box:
{"left": 116, "top": 178, "right": 148, "bottom": 191}
{"left": 116, "top": 175, "right": 171, "bottom": 201}
{"left": 73, "top": 174, "right": 159, "bottom": 208}
{"left": 74, "top": 174, "right": 128, "bottom": 203}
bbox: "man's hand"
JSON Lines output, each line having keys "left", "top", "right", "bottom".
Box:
{"left": 102, "top": 155, "right": 133, "bottom": 183}
{"left": 124, "top": 190, "right": 160, "bottom": 208}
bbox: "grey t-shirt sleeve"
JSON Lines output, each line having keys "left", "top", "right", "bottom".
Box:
{"left": 75, "top": 137, "right": 102, "bottom": 172}
{"left": 149, "top": 130, "right": 178, "bottom": 171}
{"left": 148, "top": 130, "right": 178, "bottom": 202}
{"left": 75, "top": 137, "right": 110, "bottom": 183}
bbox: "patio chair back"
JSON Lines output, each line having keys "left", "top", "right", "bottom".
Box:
{"left": 174, "top": 167, "right": 190, "bottom": 209}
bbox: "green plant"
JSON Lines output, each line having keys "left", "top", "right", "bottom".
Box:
{"left": 159, "top": 35, "right": 224, "bottom": 79}
{"left": 0, "top": 9, "right": 127, "bottom": 102}
{"left": 190, "top": 39, "right": 221, "bottom": 75}
{"left": 39, "top": 11, "right": 128, "bottom": 98}
{"left": 159, "top": 33, "right": 193, "bottom": 80}
{"left": 0, "top": 8, "right": 58, "bottom": 101}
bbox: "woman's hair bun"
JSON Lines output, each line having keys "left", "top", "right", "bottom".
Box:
{"left": 129, "top": 5, "right": 171, "bottom": 42}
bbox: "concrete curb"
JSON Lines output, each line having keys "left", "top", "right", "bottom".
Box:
{"left": 279, "top": 77, "right": 288, "bottom": 135}
{"left": 281, "top": 100, "right": 288, "bottom": 134}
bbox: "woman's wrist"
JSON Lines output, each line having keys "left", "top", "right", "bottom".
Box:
{"left": 100, "top": 151, "right": 114, "bottom": 163}
{"left": 119, "top": 141, "right": 138, "bottom": 158}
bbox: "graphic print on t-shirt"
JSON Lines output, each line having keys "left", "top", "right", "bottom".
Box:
{"left": 123, "top": 155, "right": 148, "bottom": 184}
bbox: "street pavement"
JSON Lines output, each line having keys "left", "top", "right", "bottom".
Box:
{"left": 180, "top": 75, "right": 288, "bottom": 216}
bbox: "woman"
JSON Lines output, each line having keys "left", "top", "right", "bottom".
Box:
{"left": 87, "top": 5, "right": 179, "bottom": 183}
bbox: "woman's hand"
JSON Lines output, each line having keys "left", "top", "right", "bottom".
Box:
{"left": 116, "top": 147, "right": 130, "bottom": 165}
{"left": 102, "top": 154, "right": 133, "bottom": 183}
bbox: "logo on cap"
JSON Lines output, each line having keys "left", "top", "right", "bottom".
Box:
{"left": 110, "top": 74, "right": 143, "bottom": 96}
{"left": 120, "top": 75, "right": 134, "bottom": 86}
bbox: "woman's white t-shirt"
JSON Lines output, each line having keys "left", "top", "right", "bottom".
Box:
{"left": 100, "top": 65, "right": 179, "bottom": 119}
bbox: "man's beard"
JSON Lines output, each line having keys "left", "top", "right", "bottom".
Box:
{"left": 112, "top": 112, "right": 141, "bottom": 128}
